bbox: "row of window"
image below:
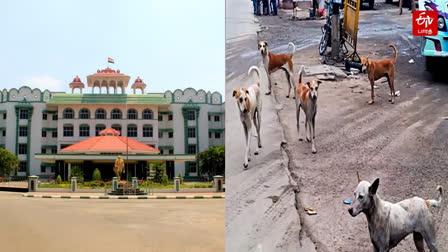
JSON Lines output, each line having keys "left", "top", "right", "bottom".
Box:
{"left": 62, "top": 108, "right": 156, "bottom": 120}
{"left": 208, "top": 115, "right": 221, "bottom": 122}
{"left": 42, "top": 113, "right": 58, "bottom": 121}
{"left": 62, "top": 125, "right": 155, "bottom": 138}
{"left": 209, "top": 132, "right": 222, "bottom": 139}
{"left": 41, "top": 166, "right": 55, "bottom": 173}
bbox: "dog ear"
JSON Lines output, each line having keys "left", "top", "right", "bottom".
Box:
{"left": 317, "top": 80, "right": 322, "bottom": 85}
{"left": 233, "top": 90, "right": 237, "bottom": 97}
{"left": 245, "top": 89, "right": 249, "bottom": 94}
{"left": 306, "top": 82, "right": 310, "bottom": 88}
{"left": 369, "top": 178, "right": 380, "bottom": 196}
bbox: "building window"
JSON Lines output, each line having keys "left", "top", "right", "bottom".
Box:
{"left": 215, "top": 132, "right": 221, "bottom": 139}
{"left": 42, "top": 130, "right": 46, "bottom": 137}
{"left": 79, "top": 125, "right": 90, "bottom": 137}
{"left": 95, "top": 126, "right": 106, "bottom": 136}
{"left": 214, "top": 115, "right": 220, "bottom": 122}
{"left": 19, "top": 109, "right": 28, "bottom": 119}
{"left": 63, "top": 125, "right": 74, "bottom": 137}
{"left": 188, "top": 127, "right": 196, "bottom": 138}
{"left": 19, "top": 126, "right": 28, "bottom": 137}
{"left": 188, "top": 144, "right": 196, "bottom": 154}
{"left": 52, "top": 131, "right": 57, "bottom": 138}
{"left": 142, "top": 109, "right": 153, "bottom": 120}
{"left": 112, "top": 125, "right": 121, "bottom": 135}
{"left": 128, "top": 109, "right": 138, "bottom": 119}
{"left": 52, "top": 114, "right": 58, "bottom": 120}
{"left": 63, "top": 108, "right": 74, "bottom": 119}
{"left": 158, "top": 115, "right": 163, "bottom": 121}
{"left": 2, "top": 130, "right": 5, "bottom": 137}
{"left": 159, "top": 132, "right": 163, "bottom": 138}
{"left": 41, "top": 148, "right": 46, "bottom": 154}
{"left": 127, "top": 126, "right": 137, "bottom": 137}
{"left": 18, "top": 161, "right": 26, "bottom": 172}
{"left": 209, "top": 132, "right": 212, "bottom": 138}
{"left": 169, "top": 149, "right": 174, "bottom": 154}
{"left": 168, "top": 114, "right": 173, "bottom": 121}
{"left": 111, "top": 109, "right": 122, "bottom": 119}
{"left": 168, "top": 132, "right": 173, "bottom": 138}
{"left": 3, "top": 113, "right": 6, "bottom": 120}
{"left": 208, "top": 115, "right": 211, "bottom": 121}
{"left": 51, "top": 166, "right": 55, "bottom": 173}
{"left": 51, "top": 148, "right": 57, "bottom": 154}
{"left": 95, "top": 109, "right": 106, "bottom": 119}
{"left": 143, "top": 126, "right": 153, "bottom": 137}
{"left": 40, "top": 166, "right": 46, "bottom": 173}
{"left": 79, "top": 108, "right": 90, "bottom": 119}
{"left": 189, "top": 162, "right": 197, "bottom": 173}
{"left": 187, "top": 111, "right": 195, "bottom": 120}
{"left": 42, "top": 113, "right": 47, "bottom": 120}
{"left": 18, "top": 144, "right": 27, "bottom": 154}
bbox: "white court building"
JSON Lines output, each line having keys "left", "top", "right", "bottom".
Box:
{"left": 0, "top": 67, "right": 224, "bottom": 181}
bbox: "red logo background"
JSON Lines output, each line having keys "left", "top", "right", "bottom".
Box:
{"left": 413, "top": 11, "right": 438, "bottom": 36}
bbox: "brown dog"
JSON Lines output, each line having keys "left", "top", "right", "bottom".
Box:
{"left": 361, "top": 44, "right": 398, "bottom": 105}
{"left": 258, "top": 41, "right": 296, "bottom": 98}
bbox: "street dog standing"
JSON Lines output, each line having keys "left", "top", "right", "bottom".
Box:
{"left": 295, "top": 65, "right": 321, "bottom": 154}
{"left": 258, "top": 40, "right": 296, "bottom": 98}
{"left": 361, "top": 44, "right": 398, "bottom": 105}
{"left": 233, "top": 66, "right": 262, "bottom": 168}
{"left": 349, "top": 177, "right": 444, "bottom": 252}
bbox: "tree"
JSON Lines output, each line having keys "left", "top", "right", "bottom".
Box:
{"left": 178, "top": 172, "right": 183, "bottom": 184}
{"left": 56, "top": 175, "right": 62, "bottom": 184}
{"left": 70, "top": 165, "right": 84, "bottom": 183}
{"left": 0, "top": 148, "right": 19, "bottom": 177}
{"left": 197, "top": 145, "right": 225, "bottom": 181}
{"left": 92, "top": 168, "right": 102, "bottom": 181}
{"left": 152, "top": 162, "right": 166, "bottom": 184}
{"left": 162, "top": 174, "right": 169, "bottom": 185}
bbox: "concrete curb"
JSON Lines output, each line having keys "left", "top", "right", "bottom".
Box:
{"left": 23, "top": 194, "right": 225, "bottom": 199}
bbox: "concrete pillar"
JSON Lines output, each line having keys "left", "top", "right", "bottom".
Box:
{"left": 28, "top": 176, "right": 38, "bottom": 192}
{"left": 132, "top": 177, "right": 138, "bottom": 190}
{"left": 68, "top": 163, "right": 71, "bottom": 180}
{"left": 113, "top": 177, "right": 118, "bottom": 191}
{"left": 174, "top": 177, "right": 180, "bottom": 192}
{"left": 213, "top": 175, "right": 224, "bottom": 192}
{"left": 71, "top": 177, "right": 77, "bottom": 192}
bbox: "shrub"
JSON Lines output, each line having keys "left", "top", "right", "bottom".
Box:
{"left": 92, "top": 168, "right": 102, "bottom": 181}
{"left": 162, "top": 174, "right": 169, "bottom": 185}
{"left": 178, "top": 172, "right": 183, "bottom": 184}
{"left": 70, "top": 165, "right": 84, "bottom": 183}
{"left": 56, "top": 175, "right": 62, "bottom": 184}
{"left": 0, "top": 148, "right": 19, "bottom": 177}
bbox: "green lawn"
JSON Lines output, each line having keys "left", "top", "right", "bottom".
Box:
{"left": 38, "top": 181, "right": 213, "bottom": 189}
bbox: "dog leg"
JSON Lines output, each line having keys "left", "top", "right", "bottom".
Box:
{"left": 422, "top": 226, "right": 438, "bottom": 252}
{"left": 413, "top": 232, "right": 425, "bottom": 252}
{"left": 266, "top": 73, "right": 273, "bottom": 95}
{"left": 254, "top": 111, "right": 262, "bottom": 155}
{"left": 389, "top": 72, "right": 396, "bottom": 104}
{"left": 297, "top": 104, "right": 302, "bottom": 141}
{"left": 312, "top": 116, "right": 316, "bottom": 140}
{"left": 243, "top": 123, "right": 251, "bottom": 168}
{"left": 368, "top": 77, "right": 375, "bottom": 105}
{"left": 305, "top": 120, "right": 311, "bottom": 143}
{"left": 310, "top": 119, "right": 316, "bottom": 154}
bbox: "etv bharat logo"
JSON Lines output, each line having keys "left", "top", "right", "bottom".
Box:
{"left": 413, "top": 11, "right": 438, "bottom": 36}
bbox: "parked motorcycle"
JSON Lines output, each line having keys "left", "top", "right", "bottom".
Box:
{"left": 319, "top": 0, "right": 344, "bottom": 56}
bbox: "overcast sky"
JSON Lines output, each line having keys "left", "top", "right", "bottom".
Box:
{"left": 0, "top": 0, "right": 224, "bottom": 97}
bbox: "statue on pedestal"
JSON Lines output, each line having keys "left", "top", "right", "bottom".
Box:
{"left": 114, "top": 156, "right": 125, "bottom": 181}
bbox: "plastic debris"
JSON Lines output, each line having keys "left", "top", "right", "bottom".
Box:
{"left": 409, "top": 59, "right": 414, "bottom": 64}
{"left": 343, "top": 199, "right": 352, "bottom": 205}
{"left": 304, "top": 206, "right": 317, "bottom": 215}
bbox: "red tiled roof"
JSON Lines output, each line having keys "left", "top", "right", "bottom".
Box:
{"left": 61, "top": 128, "right": 159, "bottom": 154}
{"left": 88, "top": 67, "right": 129, "bottom": 77}
{"left": 69, "top": 75, "right": 85, "bottom": 89}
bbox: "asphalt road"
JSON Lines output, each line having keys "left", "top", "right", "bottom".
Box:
{"left": 0, "top": 192, "right": 224, "bottom": 252}
{"left": 226, "top": 2, "right": 448, "bottom": 251}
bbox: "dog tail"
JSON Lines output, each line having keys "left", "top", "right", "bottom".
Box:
{"left": 427, "top": 186, "right": 443, "bottom": 208}
{"left": 389, "top": 44, "right": 397, "bottom": 63}
{"left": 298, "top": 65, "right": 304, "bottom": 84}
{"left": 288, "top": 42, "right": 296, "bottom": 56}
{"left": 248, "top": 66, "right": 261, "bottom": 86}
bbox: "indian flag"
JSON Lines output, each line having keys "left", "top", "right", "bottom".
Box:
{"left": 108, "top": 57, "right": 114, "bottom": 64}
